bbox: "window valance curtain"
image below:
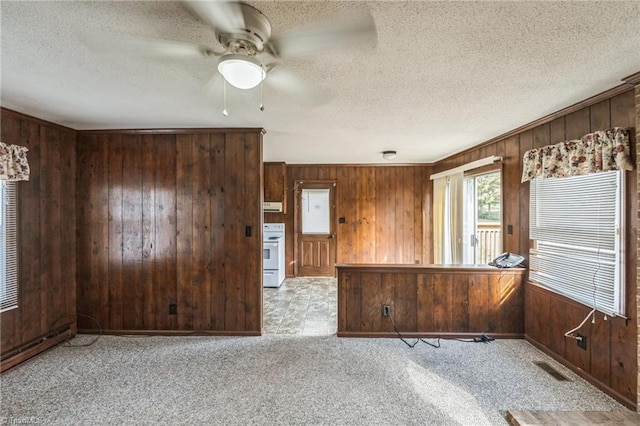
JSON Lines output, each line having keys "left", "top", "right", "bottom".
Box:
{"left": 521, "top": 127, "right": 633, "bottom": 182}
{"left": 0, "top": 142, "right": 30, "bottom": 181}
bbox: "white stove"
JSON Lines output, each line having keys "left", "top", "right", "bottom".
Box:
{"left": 263, "top": 223, "right": 285, "bottom": 287}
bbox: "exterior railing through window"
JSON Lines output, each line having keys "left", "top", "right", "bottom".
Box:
{"left": 477, "top": 222, "right": 501, "bottom": 264}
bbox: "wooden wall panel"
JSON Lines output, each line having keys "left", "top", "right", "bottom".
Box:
{"left": 518, "top": 130, "right": 532, "bottom": 264}
{"left": 263, "top": 162, "right": 286, "bottom": 212}
{"left": 243, "top": 132, "right": 263, "bottom": 332}
{"left": 438, "top": 88, "right": 637, "bottom": 407}
{"left": 274, "top": 165, "right": 430, "bottom": 276}
{"left": 0, "top": 109, "right": 77, "bottom": 358}
{"left": 358, "top": 272, "right": 381, "bottom": 332}
{"left": 108, "top": 135, "right": 124, "bottom": 330}
{"left": 503, "top": 135, "right": 520, "bottom": 254}
{"left": 175, "top": 134, "right": 194, "bottom": 330}
{"left": 337, "top": 265, "right": 525, "bottom": 336}
{"left": 121, "top": 135, "right": 144, "bottom": 329}
{"left": 76, "top": 129, "right": 263, "bottom": 334}
{"left": 608, "top": 89, "right": 637, "bottom": 404}
{"left": 141, "top": 134, "right": 156, "bottom": 329}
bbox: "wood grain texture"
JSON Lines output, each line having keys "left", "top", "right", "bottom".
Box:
{"left": 337, "top": 265, "right": 525, "bottom": 335}
{"left": 264, "top": 162, "right": 286, "bottom": 213}
{"left": 76, "top": 129, "right": 263, "bottom": 333}
{"left": 433, "top": 85, "right": 638, "bottom": 401}
{"left": 0, "top": 110, "right": 77, "bottom": 357}
{"left": 243, "top": 132, "right": 263, "bottom": 332}
{"left": 507, "top": 410, "right": 640, "bottom": 426}
{"left": 437, "top": 88, "right": 637, "bottom": 406}
{"left": 280, "top": 165, "right": 430, "bottom": 276}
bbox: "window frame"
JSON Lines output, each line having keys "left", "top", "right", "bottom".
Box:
{"left": 462, "top": 166, "right": 503, "bottom": 265}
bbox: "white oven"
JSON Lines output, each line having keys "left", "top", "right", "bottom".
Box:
{"left": 263, "top": 241, "right": 280, "bottom": 270}
{"left": 263, "top": 223, "right": 285, "bottom": 287}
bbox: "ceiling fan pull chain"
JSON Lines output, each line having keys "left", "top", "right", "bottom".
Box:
{"left": 260, "top": 79, "right": 264, "bottom": 112}
{"left": 222, "top": 79, "right": 229, "bottom": 117}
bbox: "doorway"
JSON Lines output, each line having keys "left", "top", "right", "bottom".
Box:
{"left": 462, "top": 170, "right": 502, "bottom": 264}
{"left": 294, "top": 181, "right": 337, "bottom": 276}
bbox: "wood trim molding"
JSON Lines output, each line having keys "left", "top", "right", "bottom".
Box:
{"left": 525, "top": 335, "right": 636, "bottom": 410}
{"left": 336, "top": 263, "right": 526, "bottom": 274}
{"left": 0, "top": 107, "right": 76, "bottom": 132}
{"left": 1, "top": 327, "right": 75, "bottom": 373}
{"left": 77, "top": 329, "right": 262, "bottom": 336}
{"left": 78, "top": 127, "right": 266, "bottom": 135}
{"left": 287, "top": 163, "right": 434, "bottom": 167}
{"left": 622, "top": 71, "right": 640, "bottom": 86}
{"left": 337, "top": 332, "right": 523, "bottom": 339}
{"left": 437, "top": 82, "right": 636, "bottom": 164}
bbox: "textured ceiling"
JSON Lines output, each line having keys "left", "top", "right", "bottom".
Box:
{"left": 1, "top": 1, "right": 639, "bottom": 164}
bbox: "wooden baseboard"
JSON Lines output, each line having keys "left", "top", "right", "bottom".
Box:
{"left": 524, "top": 335, "right": 637, "bottom": 410}
{"left": 337, "top": 331, "right": 524, "bottom": 339}
{"left": 77, "top": 329, "right": 261, "bottom": 337}
{"left": 1, "top": 327, "right": 75, "bottom": 373}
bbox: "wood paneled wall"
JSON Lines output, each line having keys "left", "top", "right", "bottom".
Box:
{"left": 0, "top": 109, "right": 77, "bottom": 357}
{"left": 76, "top": 130, "right": 263, "bottom": 334}
{"left": 337, "top": 265, "right": 525, "bottom": 337}
{"left": 265, "top": 165, "right": 431, "bottom": 276}
{"left": 434, "top": 89, "right": 638, "bottom": 407}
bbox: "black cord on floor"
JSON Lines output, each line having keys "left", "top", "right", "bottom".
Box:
{"left": 50, "top": 313, "right": 103, "bottom": 348}
{"left": 388, "top": 313, "right": 440, "bottom": 349}
{"left": 386, "top": 313, "right": 495, "bottom": 348}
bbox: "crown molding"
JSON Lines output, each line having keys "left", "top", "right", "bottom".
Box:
{"left": 622, "top": 71, "right": 640, "bottom": 86}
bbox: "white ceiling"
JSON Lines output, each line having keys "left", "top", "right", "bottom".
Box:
{"left": 1, "top": 1, "right": 639, "bottom": 164}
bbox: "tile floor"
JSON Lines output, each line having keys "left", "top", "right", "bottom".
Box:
{"left": 263, "top": 277, "right": 337, "bottom": 335}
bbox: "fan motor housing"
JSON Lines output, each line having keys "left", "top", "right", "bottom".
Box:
{"left": 217, "top": 3, "right": 272, "bottom": 53}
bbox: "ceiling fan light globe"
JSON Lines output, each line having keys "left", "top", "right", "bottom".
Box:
{"left": 217, "top": 54, "right": 266, "bottom": 90}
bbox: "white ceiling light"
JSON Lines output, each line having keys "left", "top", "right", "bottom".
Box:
{"left": 217, "top": 54, "right": 266, "bottom": 90}
{"left": 382, "top": 150, "right": 397, "bottom": 160}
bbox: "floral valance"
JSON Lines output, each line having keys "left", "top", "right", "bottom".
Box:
{"left": 521, "top": 127, "right": 633, "bottom": 182}
{"left": 0, "top": 142, "right": 30, "bottom": 181}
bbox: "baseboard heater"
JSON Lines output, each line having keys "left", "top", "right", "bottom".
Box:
{"left": 1, "top": 324, "right": 74, "bottom": 373}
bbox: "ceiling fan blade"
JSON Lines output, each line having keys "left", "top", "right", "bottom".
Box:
{"left": 266, "top": 65, "right": 331, "bottom": 106}
{"left": 183, "top": 0, "right": 245, "bottom": 35}
{"left": 267, "top": 10, "right": 377, "bottom": 58}
{"left": 80, "top": 32, "right": 218, "bottom": 58}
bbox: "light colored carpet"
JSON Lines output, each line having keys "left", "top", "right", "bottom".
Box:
{"left": 0, "top": 336, "right": 627, "bottom": 425}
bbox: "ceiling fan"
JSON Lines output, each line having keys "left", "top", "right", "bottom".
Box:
{"left": 85, "top": 1, "right": 377, "bottom": 108}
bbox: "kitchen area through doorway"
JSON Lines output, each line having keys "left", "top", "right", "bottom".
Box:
{"left": 262, "top": 223, "right": 337, "bottom": 335}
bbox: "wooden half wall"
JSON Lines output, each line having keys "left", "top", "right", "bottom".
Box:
{"left": 337, "top": 264, "right": 525, "bottom": 337}
{"left": 0, "top": 109, "right": 77, "bottom": 367}
{"left": 75, "top": 129, "right": 263, "bottom": 334}
{"left": 265, "top": 165, "right": 432, "bottom": 276}
{"left": 434, "top": 87, "right": 638, "bottom": 407}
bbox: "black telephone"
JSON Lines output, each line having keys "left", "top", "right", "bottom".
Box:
{"left": 489, "top": 252, "right": 525, "bottom": 268}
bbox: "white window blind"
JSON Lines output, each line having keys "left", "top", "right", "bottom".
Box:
{"left": 529, "top": 170, "right": 624, "bottom": 316}
{"left": 0, "top": 181, "right": 18, "bottom": 312}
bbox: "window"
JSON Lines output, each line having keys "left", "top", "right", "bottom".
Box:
{"left": 529, "top": 170, "right": 624, "bottom": 316}
{"left": 0, "top": 181, "right": 18, "bottom": 312}
{"left": 432, "top": 156, "right": 503, "bottom": 265}
{"left": 301, "top": 188, "right": 330, "bottom": 234}
{"left": 463, "top": 171, "right": 502, "bottom": 264}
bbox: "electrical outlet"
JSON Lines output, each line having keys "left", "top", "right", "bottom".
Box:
{"left": 169, "top": 304, "right": 177, "bottom": 315}
{"left": 577, "top": 334, "right": 587, "bottom": 350}
{"left": 382, "top": 305, "right": 391, "bottom": 317}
